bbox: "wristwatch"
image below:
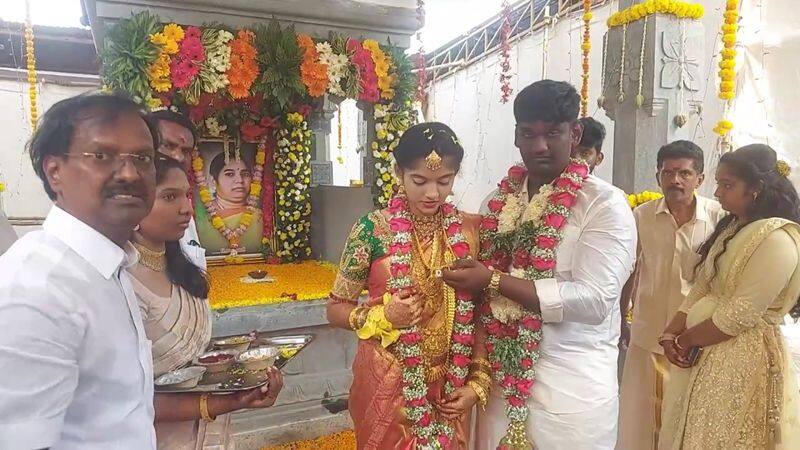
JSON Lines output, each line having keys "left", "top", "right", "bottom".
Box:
{"left": 484, "top": 270, "right": 502, "bottom": 299}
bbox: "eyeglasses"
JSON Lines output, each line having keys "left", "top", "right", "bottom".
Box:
{"left": 64, "top": 152, "right": 155, "bottom": 171}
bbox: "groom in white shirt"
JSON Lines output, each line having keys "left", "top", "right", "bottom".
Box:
{"left": 443, "top": 80, "right": 636, "bottom": 449}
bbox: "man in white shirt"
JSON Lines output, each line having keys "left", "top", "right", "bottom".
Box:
{"left": 0, "top": 92, "right": 158, "bottom": 449}
{"left": 443, "top": 80, "right": 636, "bottom": 449}
{"left": 147, "top": 109, "right": 206, "bottom": 269}
{"left": 617, "top": 141, "right": 725, "bottom": 450}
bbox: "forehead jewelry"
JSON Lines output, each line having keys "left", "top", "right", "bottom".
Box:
{"left": 425, "top": 150, "right": 443, "bottom": 171}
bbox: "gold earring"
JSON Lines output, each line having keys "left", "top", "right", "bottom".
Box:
{"left": 397, "top": 184, "right": 406, "bottom": 195}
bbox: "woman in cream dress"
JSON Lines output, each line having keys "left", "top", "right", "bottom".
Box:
{"left": 660, "top": 144, "right": 800, "bottom": 449}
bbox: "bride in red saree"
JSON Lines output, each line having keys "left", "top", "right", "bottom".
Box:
{"left": 327, "top": 123, "right": 490, "bottom": 449}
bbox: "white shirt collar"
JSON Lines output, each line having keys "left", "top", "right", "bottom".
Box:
{"left": 42, "top": 206, "right": 139, "bottom": 279}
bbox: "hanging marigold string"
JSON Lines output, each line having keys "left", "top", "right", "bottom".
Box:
{"left": 713, "top": 0, "right": 739, "bottom": 145}
{"left": 580, "top": 0, "right": 592, "bottom": 116}
{"left": 24, "top": 0, "right": 38, "bottom": 131}
{"left": 499, "top": 0, "right": 514, "bottom": 104}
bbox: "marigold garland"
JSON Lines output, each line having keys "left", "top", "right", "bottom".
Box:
{"left": 275, "top": 112, "right": 313, "bottom": 261}
{"left": 297, "top": 34, "right": 329, "bottom": 97}
{"left": 348, "top": 38, "right": 380, "bottom": 103}
{"left": 607, "top": 0, "right": 704, "bottom": 28}
{"left": 24, "top": 2, "right": 38, "bottom": 131}
{"left": 580, "top": 0, "right": 592, "bottom": 117}
{"left": 499, "top": 0, "right": 514, "bottom": 104}
{"left": 227, "top": 30, "right": 259, "bottom": 99}
{"left": 626, "top": 190, "right": 663, "bottom": 209}
{"left": 479, "top": 160, "right": 589, "bottom": 449}
{"left": 363, "top": 39, "right": 396, "bottom": 100}
{"left": 192, "top": 139, "right": 267, "bottom": 255}
{"left": 714, "top": 0, "right": 740, "bottom": 139}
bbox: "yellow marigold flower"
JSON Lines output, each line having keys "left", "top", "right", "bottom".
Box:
{"left": 211, "top": 216, "right": 225, "bottom": 230}
{"left": 146, "top": 96, "right": 162, "bottom": 109}
{"left": 719, "top": 91, "right": 735, "bottom": 100}
{"left": 581, "top": 42, "right": 591, "bottom": 52}
{"left": 151, "top": 78, "right": 172, "bottom": 93}
{"left": 718, "top": 119, "right": 734, "bottom": 130}
{"left": 255, "top": 152, "right": 266, "bottom": 165}
{"left": 722, "top": 33, "right": 737, "bottom": 45}
{"left": 163, "top": 24, "right": 185, "bottom": 43}
{"left": 719, "top": 69, "right": 735, "bottom": 81}
{"left": 583, "top": 12, "right": 593, "bottom": 22}
{"left": 193, "top": 158, "right": 204, "bottom": 172}
{"left": 376, "top": 129, "right": 387, "bottom": 140}
{"left": 240, "top": 213, "right": 253, "bottom": 227}
{"left": 287, "top": 112, "right": 304, "bottom": 126}
{"left": 251, "top": 183, "right": 262, "bottom": 197}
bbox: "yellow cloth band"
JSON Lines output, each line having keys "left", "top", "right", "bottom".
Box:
{"left": 355, "top": 295, "right": 400, "bottom": 348}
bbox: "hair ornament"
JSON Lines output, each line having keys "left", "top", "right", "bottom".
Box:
{"left": 776, "top": 160, "right": 791, "bottom": 178}
{"left": 425, "top": 149, "right": 443, "bottom": 171}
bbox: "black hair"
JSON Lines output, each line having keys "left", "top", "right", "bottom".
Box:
{"left": 513, "top": 80, "right": 580, "bottom": 124}
{"left": 147, "top": 109, "right": 198, "bottom": 145}
{"left": 657, "top": 140, "right": 705, "bottom": 173}
{"left": 695, "top": 144, "right": 800, "bottom": 317}
{"left": 27, "top": 91, "right": 158, "bottom": 200}
{"left": 578, "top": 117, "right": 606, "bottom": 152}
{"left": 209, "top": 150, "right": 255, "bottom": 182}
{"left": 393, "top": 122, "right": 464, "bottom": 171}
{"left": 154, "top": 156, "right": 210, "bottom": 299}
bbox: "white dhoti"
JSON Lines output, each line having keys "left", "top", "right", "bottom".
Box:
{"left": 475, "top": 389, "right": 618, "bottom": 450}
{"left": 617, "top": 343, "right": 668, "bottom": 450}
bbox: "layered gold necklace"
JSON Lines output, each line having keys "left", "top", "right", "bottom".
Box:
{"left": 133, "top": 241, "right": 167, "bottom": 272}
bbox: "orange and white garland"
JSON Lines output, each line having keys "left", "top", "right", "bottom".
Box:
{"left": 192, "top": 139, "right": 267, "bottom": 257}
{"left": 580, "top": 0, "right": 592, "bottom": 116}
{"left": 713, "top": 0, "right": 739, "bottom": 142}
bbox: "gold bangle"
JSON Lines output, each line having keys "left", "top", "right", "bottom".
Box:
{"left": 467, "top": 380, "right": 488, "bottom": 409}
{"left": 469, "top": 370, "right": 493, "bottom": 387}
{"left": 200, "top": 394, "right": 215, "bottom": 422}
{"left": 471, "top": 357, "right": 492, "bottom": 372}
{"left": 349, "top": 306, "right": 369, "bottom": 331}
{"left": 659, "top": 333, "right": 677, "bottom": 344}
{"left": 484, "top": 270, "right": 502, "bottom": 299}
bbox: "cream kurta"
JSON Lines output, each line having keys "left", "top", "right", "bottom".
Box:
{"left": 660, "top": 218, "right": 800, "bottom": 449}
{"left": 618, "top": 196, "right": 725, "bottom": 450}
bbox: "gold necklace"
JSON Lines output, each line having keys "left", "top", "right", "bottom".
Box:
{"left": 411, "top": 212, "right": 442, "bottom": 237}
{"left": 133, "top": 242, "right": 167, "bottom": 272}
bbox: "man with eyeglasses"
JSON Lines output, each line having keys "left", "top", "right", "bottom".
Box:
{"left": 617, "top": 140, "right": 726, "bottom": 450}
{"left": 147, "top": 109, "right": 207, "bottom": 269}
{"left": 0, "top": 92, "right": 158, "bottom": 449}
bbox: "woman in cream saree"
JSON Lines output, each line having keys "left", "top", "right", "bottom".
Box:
{"left": 660, "top": 145, "right": 800, "bottom": 449}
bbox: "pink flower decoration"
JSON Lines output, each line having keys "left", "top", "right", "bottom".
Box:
{"left": 440, "top": 203, "right": 455, "bottom": 215}
{"left": 390, "top": 263, "right": 410, "bottom": 278}
{"left": 532, "top": 257, "right": 556, "bottom": 271}
{"left": 389, "top": 241, "right": 411, "bottom": 256}
{"left": 452, "top": 353, "right": 471, "bottom": 368}
{"left": 408, "top": 397, "right": 427, "bottom": 407}
{"left": 418, "top": 412, "right": 432, "bottom": 427}
{"left": 389, "top": 217, "right": 413, "bottom": 233}
{"left": 508, "top": 396, "right": 525, "bottom": 407}
{"left": 488, "top": 198, "right": 505, "bottom": 213}
{"left": 550, "top": 191, "right": 577, "bottom": 208}
{"left": 536, "top": 235, "right": 558, "bottom": 249}
{"left": 499, "top": 179, "right": 512, "bottom": 193}
{"left": 451, "top": 241, "right": 470, "bottom": 259}
{"left": 446, "top": 222, "right": 462, "bottom": 236}
{"left": 481, "top": 217, "right": 499, "bottom": 232}
{"left": 555, "top": 177, "right": 582, "bottom": 190}
{"left": 525, "top": 340, "right": 540, "bottom": 351}
{"left": 455, "top": 310, "right": 474, "bottom": 324}
{"left": 508, "top": 165, "right": 527, "bottom": 181}
{"left": 399, "top": 332, "right": 422, "bottom": 345}
{"left": 520, "top": 357, "right": 533, "bottom": 369}
{"left": 567, "top": 161, "right": 590, "bottom": 178}
{"left": 452, "top": 333, "right": 474, "bottom": 346}
{"left": 516, "top": 379, "right": 534, "bottom": 397}
{"left": 404, "top": 356, "right": 423, "bottom": 367}
{"left": 501, "top": 375, "right": 516, "bottom": 388}
{"left": 544, "top": 213, "right": 567, "bottom": 229}
{"left": 521, "top": 315, "right": 543, "bottom": 331}
{"left": 438, "top": 435, "right": 451, "bottom": 448}
{"left": 387, "top": 196, "right": 406, "bottom": 214}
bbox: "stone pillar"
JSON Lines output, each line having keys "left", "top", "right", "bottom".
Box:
{"left": 601, "top": 0, "right": 705, "bottom": 193}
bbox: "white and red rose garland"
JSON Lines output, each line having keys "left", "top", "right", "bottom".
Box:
{"left": 386, "top": 194, "right": 475, "bottom": 449}
{"left": 478, "top": 159, "right": 589, "bottom": 449}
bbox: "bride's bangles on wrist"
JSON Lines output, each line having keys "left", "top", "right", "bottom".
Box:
{"left": 348, "top": 306, "right": 370, "bottom": 330}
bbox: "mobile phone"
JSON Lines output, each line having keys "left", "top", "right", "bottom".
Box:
{"left": 687, "top": 346, "right": 703, "bottom": 366}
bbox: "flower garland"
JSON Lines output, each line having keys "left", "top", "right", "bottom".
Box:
{"left": 371, "top": 102, "right": 415, "bottom": 208}
{"left": 275, "top": 112, "right": 313, "bottom": 261}
{"left": 580, "top": 0, "right": 592, "bottom": 117}
{"left": 714, "top": 0, "right": 739, "bottom": 139}
{"left": 607, "top": 0, "right": 704, "bottom": 28}
{"left": 363, "top": 39, "right": 396, "bottom": 100}
{"left": 626, "top": 190, "right": 663, "bottom": 209}
{"left": 148, "top": 23, "right": 183, "bottom": 93}
{"left": 386, "top": 194, "right": 474, "bottom": 449}
{"left": 316, "top": 41, "right": 350, "bottom": 97}
{"left": 635, "top": 16, "right": 648, "bottom": 108}
{"left": 192, "top": 139, "right": 267, "bottom": 256}
{"left": 348, "top": 39, "right": 380, "bottom": 103}
{"left": 499, "top": 0, "right": 513, "bottom": 104}
{"left": 414, "top": 0, "right": 428, "bottom": 103}
{"left": 227, "top": 30, "right": 259, "bottom": 99}
{"left": 171, "top": 26, "right": 205, "bottom": 92}
{"left": 24, "top": 1, "right": 38, "bottom": 131}
{"left": 478, "top": 160, "right": 589, "bottom": 449}
{"left": 199, "top": 28, "right": 234, "bottom": 94}
{"left": 297, "top": 34, "right": 329, "bottom": 97}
